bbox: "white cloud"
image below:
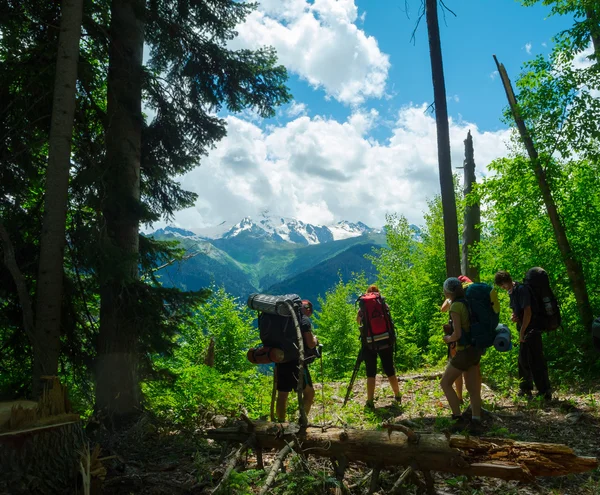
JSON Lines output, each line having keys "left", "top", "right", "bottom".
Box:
{"left": 164, "top": 105, "right": 511, "bottom": 231}
{"left": 525, "top": 42, "right": 532, "bottom": 54}
{"left": 286, "top": 101, "right": 308, "bottom": 118}
{"left": 573, "top": 44, "right": 595, "bottom": 70}
{"left": 489, "top": 70, "right": 499, "bottom": 80}
{"left": 230, "top": 0, "right": 390, "bottom": 105}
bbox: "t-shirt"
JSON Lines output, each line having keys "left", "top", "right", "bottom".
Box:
{"left": 300, "top": 314, "right": 312, "bottom": 334}
{"left": 509, "top": 283, "right": 531, "bottom": 322}
{"left": 449, "top": 300, "right": 471, "bottom": 336}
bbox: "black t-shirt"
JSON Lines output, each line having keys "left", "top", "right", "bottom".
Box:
{"left": 509, "top": 282, "right": 532, "bottom": 328}
{"left": 300, "top": 314, "right": 312, "bottom": 334}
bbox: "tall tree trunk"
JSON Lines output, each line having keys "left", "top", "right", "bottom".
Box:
{"left": 461, "top": 130, "right": 480, "bottom": 282}
{"left": 95, "top": 0, "right": 145, "bottom": 424}
{"left": 425, "top": 0, "right": 461, "bottom": 278}
{"left": 586, "top": 7, "right": 600, "bottom": 61}
{"left": 33, "top": 0, "right": 84, "bottom": 399}
{"left": 494, "top": 56, "right": 595, "bottom": 333}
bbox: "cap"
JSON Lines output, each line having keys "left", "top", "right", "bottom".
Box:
{"left": 301, "top": 300, "right": 313, "bottom": 312}
{"left": 443, "top": 277, "right": 462, "bottom": 294}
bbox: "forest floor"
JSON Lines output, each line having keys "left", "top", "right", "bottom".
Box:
{"left": 94, "top": 370, "right": 600, "bottom": 495}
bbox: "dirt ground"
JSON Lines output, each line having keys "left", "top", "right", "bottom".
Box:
{"left": 94, "top": 372, "right": 600, "bottom": 494}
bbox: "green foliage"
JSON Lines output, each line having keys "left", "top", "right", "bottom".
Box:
{"left": 372, "top": 200, "right": 450, "bottom": 371}
{"left": 187, "top": 287, "right": 259, "bottom": 374}
{"left": 313, "top": 275, "right": 367, "bottom": 380}
{"left": 474, "top": 155, "right": 600, "bottom": 370}
{"left": 143, "top": 287, "right": 271, "bottom": 426}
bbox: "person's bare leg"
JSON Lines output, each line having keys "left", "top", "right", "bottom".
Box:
{"left": 367, "top": 377, "right": 376, "bottom": 401}
{"left": 276, "top": 392, "right": 289, "bottom": 422}
{"left": 454, "top": 375, "right": 463, "bottom": 401}
{"left": 464, "top": 366, "right": 482, "bottom": 419}
{"left": 441, "top": 363, "right": 463, "bottom": 416}
{"left": 304, "top": 386, "right": 315, "bottom": 416}
{"left": 387, "top": 375, "right": 400, "bottom": 397}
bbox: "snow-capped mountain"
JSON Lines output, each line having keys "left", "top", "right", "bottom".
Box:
{"left": 153, "top": 214, "right": 381, "bottom": 246}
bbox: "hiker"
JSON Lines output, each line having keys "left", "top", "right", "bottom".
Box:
{"left": 440, "top": 275, "right": 481, "bottom": 404}
{"left": 494, "top": 270, "right": 552, "bottom": 400}
{"left": 440, "top": 277, "right": 482, "bottom": 430}
{"left": 275, "top": 300, "right": 317, "bottom": 422}
{"left": 357, "top": 284, "right": 401, "bottom": 409}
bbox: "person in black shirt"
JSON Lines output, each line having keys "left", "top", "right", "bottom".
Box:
{"left": 495, "top": 270, "right": 551, "bottom": 400}
{"left": 275, "top": 300, "right": 317, "bottom": 421}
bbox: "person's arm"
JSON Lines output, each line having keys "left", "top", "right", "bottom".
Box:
{"left": 303, "top": 331, "right": 318, "bottom": 349}
{"left": 440, "top": 298, "right": 451, "bottom": 312}
{"left": 520, "top": 306, "right": 532, "bottom": 342}
{"left": 444, "top": 311, "right": 462, "bottom": 344}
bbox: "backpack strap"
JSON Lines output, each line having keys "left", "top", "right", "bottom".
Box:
{"left": 449, "top": 297, "right": 472, "bottom": 346}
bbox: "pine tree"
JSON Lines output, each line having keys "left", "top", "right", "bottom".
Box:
{"left": 94, "top": 0, "right": 291, "bottom": 422}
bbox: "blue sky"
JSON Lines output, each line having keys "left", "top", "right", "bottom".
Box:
{"left": 167, "top": 0, "right": 575, "bottom": 231}
{"left": 274, "top": 0, "right": 571, "bottom": 133}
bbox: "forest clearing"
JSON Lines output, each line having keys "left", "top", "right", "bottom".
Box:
{"left": 2, "top": 0, "right": 600, "bottom": 493}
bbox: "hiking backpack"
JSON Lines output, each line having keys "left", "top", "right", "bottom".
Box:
{"left": 246, "top": 293, "right": 313, "bottom": 364}
{"left": 460, "top": 283, "right": 500, "bottom": 350}
{"left": 523, "top": 267, "right": 561, "bottom": 331}
{"left": 357, "top": 292, "right": 395, "bottom": 350}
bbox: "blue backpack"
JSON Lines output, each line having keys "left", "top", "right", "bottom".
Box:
{"left": 459, "top": 283, "right": 500, "bottom": 350}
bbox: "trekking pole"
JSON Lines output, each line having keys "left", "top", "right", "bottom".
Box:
{"left": 343, "top": 350, "right": 363, "bottom": 407}
{"left": 285, "top": 301, "right": 308, "bottom": 428}
{"left": 319, "top": 346, "right": 326, "bottom": 424}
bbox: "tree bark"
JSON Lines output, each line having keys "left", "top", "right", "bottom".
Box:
{"left": 0, "top": 221, "right": 36, "bottom": 345}
{"left": 208, "top": 420, "right": 598, "bottom": 481}
{"left": 96, "top": 0, "right": 145, "bottom": 423}
{"left": 425, "top": 0, "right": 461, "bottom": 278}
{"left": 493, "top": 56, "right": 595, "bottom": 333}
{"left": 461, "top": 130, "right": 480, "bottom": 282}
{"left": 0, "top": 421, "right": 86, "bottom": 494}
{"left": 586, "top": 7, "right": 600, "bottom": 62}
{"left": 33, "top": 0, "right": 84, "bottom": 399}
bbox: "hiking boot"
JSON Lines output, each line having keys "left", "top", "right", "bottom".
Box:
{"left": 450, "top": 415, "right": 469, "bottom": 432}
{"left": 468, "top": 418, "right": 484, "bottom": 435}
{"left": 517, "top": 390, "right": 533, "bottom": 400}
{"left": 365, "top": 400, "right": 375, "bottom": 410}
{"left": 394, "top": 394, "right": 402, "bottom": 404}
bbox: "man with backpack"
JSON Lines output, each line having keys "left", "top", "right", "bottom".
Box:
{"left": 274, "top": 300, "right": 318, "bottom": 422}
{"left": 356, "top": 285, "right": 401, "bottom": 409}
{"left": 494, "top": 270, "right": 552, "bottom": 400}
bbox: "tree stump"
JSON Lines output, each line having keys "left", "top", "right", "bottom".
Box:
{"left": 0, "top": 377, "right": 84, "bottom": 494}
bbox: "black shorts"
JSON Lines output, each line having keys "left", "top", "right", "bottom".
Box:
{"left": 363, "top": 346, "right": 395, "bottom": 378}
{"left": 275, "top": 361, "right": 313, "bottom": 393}
{"left": 449, "top": 346, "right": 482, "bottom": 372}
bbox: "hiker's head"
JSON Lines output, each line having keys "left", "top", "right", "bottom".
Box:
{"left": 301, "top": 300, "right": 313, "bottom": 317}
{"left": 443, "top": 277, "right": 464, "bottom": 300}
{"left": 494, "top": 270, "right": 513, "bottom": 291}
{"left": 366, "top": 284, "right": 379, "bottom": 294}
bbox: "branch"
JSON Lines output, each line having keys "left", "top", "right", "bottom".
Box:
{"left": 259, "top": 441, "right": 295, "bottom": 495}
{"left": 142, "top": 250, "right": 203, "bottom": 279}
{"left": 410, "top": 1, "right": 426, "bottom": 45}
{"left": 0, "top": 220, "right": 36, "bottom": 344}
{"left": 212, "top": 434, "right": 256, "bottom": 494}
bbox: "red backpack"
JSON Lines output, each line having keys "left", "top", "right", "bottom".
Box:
{"left": 357, "top": 292, "right": 395, "bottom": 350}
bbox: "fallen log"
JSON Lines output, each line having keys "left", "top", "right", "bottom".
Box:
{"left": 397, "top": 372, "right": 443, "bottom": 382}
{"left": 207, "top": 420, "right": 598, "bottom": 482}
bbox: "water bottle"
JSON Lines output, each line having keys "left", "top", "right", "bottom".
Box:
{"left": 543, "top": 297, "right": 553, "bottom": 316}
